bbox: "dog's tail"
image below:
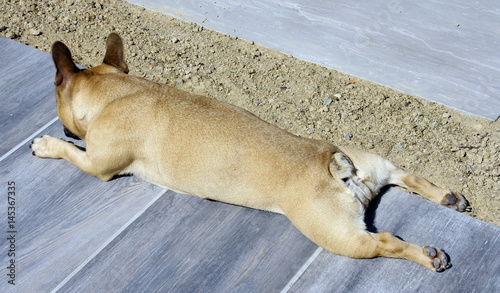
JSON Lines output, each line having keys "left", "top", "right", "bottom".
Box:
{"left": 329, "top": 152, "right": 372, "bottom": 207}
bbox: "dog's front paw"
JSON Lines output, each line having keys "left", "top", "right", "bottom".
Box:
{"left": 423, "top": 246, "right": 451, "bottom": 272}
{"left": 31, "top": 135, "right": 64, "bottom": 159}
{"left": 441, "top": 191, "right": 470, "bottom": 212}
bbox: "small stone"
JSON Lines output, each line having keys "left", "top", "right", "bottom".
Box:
{"left": 171, "top": 37, "right": 179, "bottom": 44}
{"left": 442, "top": 113, "right": 451, "bottom": 119}
{"left": 473, "top": 124, "right": 484, "bottom": 131}
{"left": 323, "top": 98, "right": 333, "bottom": 106}
{"left": 344, "top": 133, "right": 353, "bottom": 140}
{"left": 29, "top": 29, "right": 42, "bottom": 36}
{"left": 0, "top": 26, "right": 7, "bottom": 32}
{"left": 5, "top": 31, "right": 18, "bottom": 39}
{"left": 333, "top": 94, "right": 342, "bottom": 99}
{"left": 205, "top": 69, "right": 212, "bottom": 74}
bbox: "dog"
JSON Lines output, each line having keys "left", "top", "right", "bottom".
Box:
{"left": 31, "top": 33, "right": 469, "bottom": 272}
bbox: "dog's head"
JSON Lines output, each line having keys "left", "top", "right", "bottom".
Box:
{"left": 51, "top": 33, "right": 129, "bottom": 139}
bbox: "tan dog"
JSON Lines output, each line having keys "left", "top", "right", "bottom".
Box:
{"left": 31, "top": 33, "right": 469, "bottom": 272}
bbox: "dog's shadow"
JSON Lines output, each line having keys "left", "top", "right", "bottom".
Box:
{"left": 364, "top": 186, "right": 392, "bottom": 233}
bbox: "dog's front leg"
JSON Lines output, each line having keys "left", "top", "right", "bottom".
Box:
{"left": 31, "top": 135, "right": 120, "bottom": 181}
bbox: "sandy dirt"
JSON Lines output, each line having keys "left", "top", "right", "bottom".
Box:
{"left": 1, "top": 0, "right": 498, "bottom": 225}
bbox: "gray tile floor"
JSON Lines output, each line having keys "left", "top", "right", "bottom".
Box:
{"left": 1, "top": 37, "right": 498, "bottom": 293}
{"left": 126, "top": 0, "right": 500, "bottom": 121}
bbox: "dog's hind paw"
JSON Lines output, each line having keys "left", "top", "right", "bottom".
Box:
{"left": 441, "top": 191, "right": 471, "bottom": 212}
{"left": 423, "top": 246, "right": 451, "bottom": 272}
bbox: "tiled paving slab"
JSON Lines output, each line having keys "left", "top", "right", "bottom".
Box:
{"left": 0, "top": 37, "right": 58, "bottom": 156}
{"left": 58, "top": 192, "right": 318, "bottom": 293}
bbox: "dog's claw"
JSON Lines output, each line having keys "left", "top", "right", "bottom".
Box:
{"left": 423, "top": 246, "right": 451, "bottom": 272}
{"left": 441, "top": 191, "right": 470, "bottom": 212}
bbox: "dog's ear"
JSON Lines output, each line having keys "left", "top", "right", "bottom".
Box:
{"left": 52, "top": 41, "right": 80, "bottom": 86}
{"left": 103, "top": 33, "right": 129, "bottom": 73}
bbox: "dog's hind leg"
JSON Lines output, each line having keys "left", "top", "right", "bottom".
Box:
{"left": 351, "top": 230, "right": 451, "bottom": 272}
{"left": 387, "top": 168, "right": 470, "bottom": 212}
{"left": 338, "top": 147, "right": 470, "bottom": 212}
{"left": 282, "top": 193, "right": 452, "bottom": 272}
{"left": 31, "top": 135, "right": 130, "bottom": 181}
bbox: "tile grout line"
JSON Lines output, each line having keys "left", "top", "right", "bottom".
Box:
{"left": 50, "top": 188, "right": 168, "bottom": 293}
{"left": 279, "top": 247, "right": 323, "bottom": 293}
{"left": 0, "top": 116, "right": 59, "bottom": 162}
